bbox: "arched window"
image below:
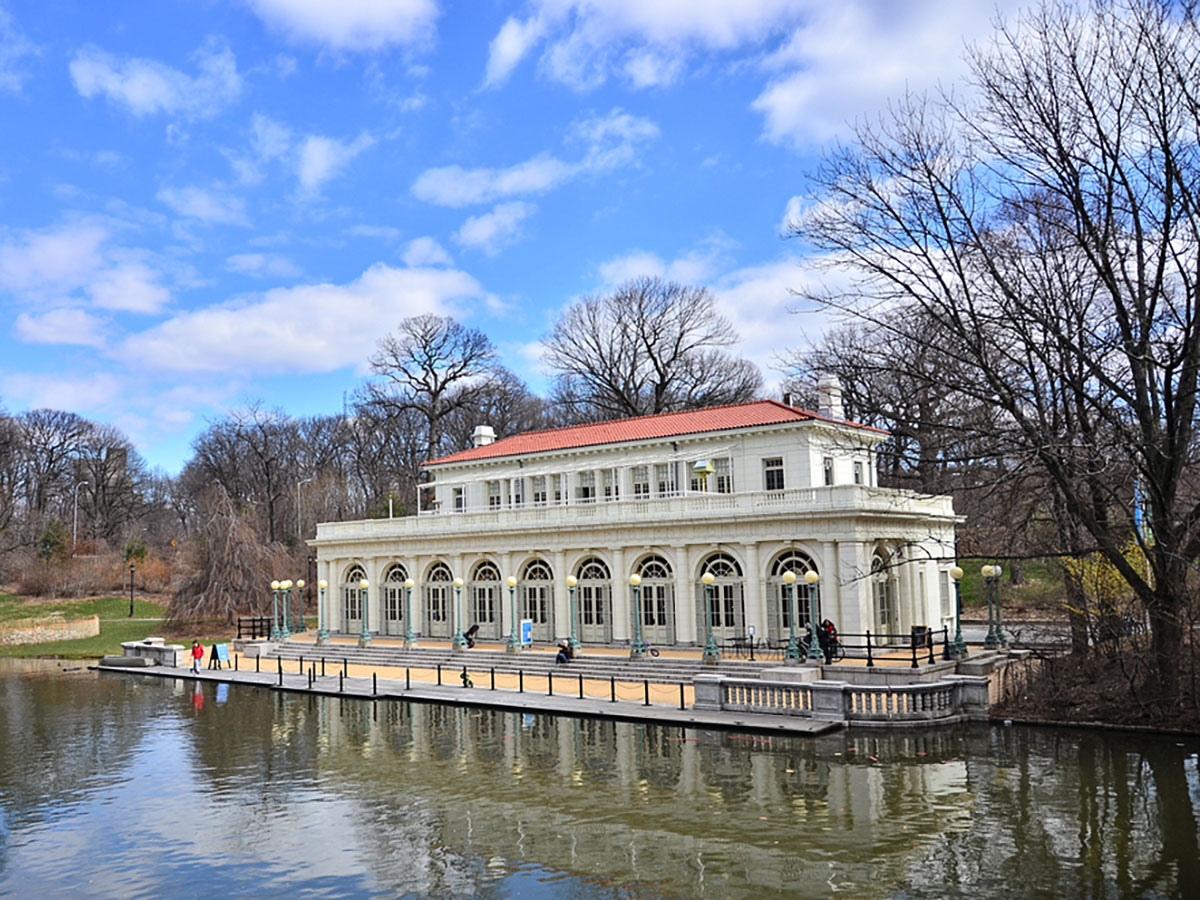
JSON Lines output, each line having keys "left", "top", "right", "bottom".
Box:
{"left": 470, "top": 561, "right": 501, "bottom": 629}
{"left": 521, "top": 559, "right": 553, "bottom": 631}
{"left": 698, "top": 552, "right": 743, "bottom": 634}
{"left": 769, "top": 550, "right": 818, "bottom": 635}
{"left": 575, "top": 556, "right": 611, "bottom": 641}
{"left": 383, "top": 563, "right": 408, "bottom": 626}
{"left": 872, "top": 553, "right": 896, "bottom": 634}
{"left": 637, "top": 555, "right": 672, "bottom": 580}
{"left": 425, "top": 562, "right": 452, "bottom": 626}
{"left": 342, "top": 564, "right": 366, "bottom": 622}
{"left": 635, "top": 555, "right": 673, "bottom": 634}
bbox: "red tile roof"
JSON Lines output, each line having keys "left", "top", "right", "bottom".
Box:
{"left": 424, "top": 400, "right": 887, "bottom": 467}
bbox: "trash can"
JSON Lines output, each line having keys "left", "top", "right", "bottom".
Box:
{"left": 911, "top": 625, "right": 932, "bottom": 649}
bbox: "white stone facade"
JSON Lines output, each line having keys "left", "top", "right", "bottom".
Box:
{"left": 309, "top": 402, "right": 961, "bottom": 648}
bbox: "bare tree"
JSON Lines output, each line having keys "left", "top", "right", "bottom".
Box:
{"left": 790, "top": 0, "right": 1200, "bottom": 701}
{"left": 441, "top": 368, "right": 548, "bottom": 450}
{"left": 365, "top": 314, "right": 501, "bottom": 464}
{"left": 544, "top": 277, "right": 762, "bottom": 422}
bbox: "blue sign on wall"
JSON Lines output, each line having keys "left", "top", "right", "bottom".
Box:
{"left": 520, "top": 619, "right": 533, "bottom": 645}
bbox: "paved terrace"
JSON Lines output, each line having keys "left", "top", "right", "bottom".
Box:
{"left": 94, "top": 634, "right": 986, "bottom": 737}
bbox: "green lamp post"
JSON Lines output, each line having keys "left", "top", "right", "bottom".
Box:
{"left": 702, "top": 571, "right": 720, "bottom": 664}
{"left": 950, "top": 566, "right": 967, "bottom": 657}
{"left": 280, "top": 579, "right": 293, "bottom": 639}
{"left": 270, "top": 580, "right": 281, "bottom": 640}
{"left": 316, "top": 579, "right": 329, "bottom": 644}
{"left": 566, "top": 575, "right": 580, "bottom": 653}
{"left": 629, "top": 573, "right": 646, "bottom": 658}
{"left": 804, "top": 570, "right": 824, "bottom": 663}
{"left": 296, "top": 580, "right": 305, "bottom": 633}
{"left": 983, "top": 565, "right": 1005, "bottom": 648}
{"left": 403, "top": 578, "right": 416, "bottom": 650}
{"left": 506, "top": 575, "right": 519, "bottom": 653}
{"left": 358, "top": 578, "right": 371, "bottom": 647}
{"left": 452, "top": 576, "right": 466, "bottom": 650}
{"left": 783, "top": 570, "right": 800, "bottom": 663}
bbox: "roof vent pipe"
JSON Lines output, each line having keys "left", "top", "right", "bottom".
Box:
{"left": 817, "top": 375, "right": 844, "bottom": 420}
{"left": 472, "top": 425, "right": 496, "bottom": 447}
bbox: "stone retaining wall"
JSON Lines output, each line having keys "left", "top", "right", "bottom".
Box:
{"left": 0, "top": 615, "right": 100, "bottom": 645}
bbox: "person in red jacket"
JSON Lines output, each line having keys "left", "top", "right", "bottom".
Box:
{"left": 190, "top": 640, "right": 204, "bottom": 674}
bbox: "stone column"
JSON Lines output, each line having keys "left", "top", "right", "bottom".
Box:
{"left": 367, "top": 556, "right": 384, "bottom": 635}
{"left": 838, "top": 542, "right": 869, "bottom": 636}
{"left": 744, "top": 542, "right": 763, "bottom": 638}
{"left": 321, "top": 558, "right": 336, "bottom": 634}
{"left": 553, "top": 548, "right": 569, "bottom": 641}
{"left": 611, "top": 546, "right": 627, "bottom": 642}
{"left": 673, "top": 545, "right": 693, "bottom": 645}
{"left": 500, "top": 551, "right": 513, "bottom": 637}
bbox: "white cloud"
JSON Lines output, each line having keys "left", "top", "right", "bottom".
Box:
{"left": 454, "top": 202, "right": 533, "bottom": 256}
{"left": 597, "top": 234, "right": 734, "bottom": 287}
{"left": 225, "top": 253, "right": 301, "bottom": 279}
{"left": 122, "top": 263, "right": 489, "bottom": 373}
{"left": 246, "top": 0, "right": 439, "bottom": 52}
{"left": 349, "top": 224, "right": 402, "bottom": 241}
{"left": 0, "top": 7, "right": 38, "bottom": 93}
{"left": 251, "top": 113, "right": 292, "bottom": 160}
{"left": 13, "top": 309, "right": 107, "bottom": 347}
{"left": 780, "top": 195, "right": 804, "bottom": 236}
{"left": 402, "top": 236, "right": 451, "bottom": 266}
{"left": 483, "top": 0, "right": 801, "bottom": 89}
{"left": 0, "top": 370, "right": 126, "bottom": 410}
{"left": 69, "top": 38, "right": 241, "bottom": 118}
{"left": 751, "top": 0, "right": 1028, "bottom": 148}
{"left": 412, "top": 108, "right": 656, "bottom": 206}
{"left": 157, "top": 185, "right": 248, "bottom": 225}
{"left": 88, "top": 261, "right": 171, "bottom": 312}
{"left": 296, "top": 132, "right": 374, "bottom": 195}
{"left": 484, "top": 16, "right": 545, "bottom": 87}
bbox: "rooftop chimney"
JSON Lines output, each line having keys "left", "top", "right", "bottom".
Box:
{"left": 472, "top": 425, "right": 496, "bottom": 448}
{"left": 817, "top": 374, "right": 844, "bottom": 420}
{"left": 782, "top": 391, "right": 793, "bottom": 407}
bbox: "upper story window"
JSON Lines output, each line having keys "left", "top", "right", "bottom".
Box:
{"left": 632, "top": 466, "right": 650, "bottom": 498}
{"left": 551, "top": 474, "right": 563, "bottom": 504}
{"left": 823, "top": 457, "right": 834, "bottom": 486}
{"left": 763, "top": 457, "right": 784, "bottom": 491}
{"left": 487, "top": 480, "right": 501, "bottom": 508}
{"left": 714, "top": 457, "right": 733, "bottom": 494}
{"left": 511, "top": 477, "right": 524, "bottom": 507}
{"left": 655, "top": 463, "right": 676, "bottom": 497}
{"left": 453, "top": 486, "right": 464, "bottom": 511}
{"left": 940, "top": 570, "right": 951, "bottom": 617}
{"left": 531, "top": 475, "right": 547, "bottom": 506}
{"left": 853, "top": 461, "right": 863, "bottom": 485}
{"left": 602, "top": 469, "right": 619, "bottom": 501}
{"left": 577, "top": 471, "right": 596, "bottom": 503}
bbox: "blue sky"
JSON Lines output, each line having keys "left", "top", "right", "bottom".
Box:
{"left": 0, "top": 0, "right": 1021, "bottom": 473}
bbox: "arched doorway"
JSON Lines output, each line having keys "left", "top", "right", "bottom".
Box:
{"left": 382, "top": 563, "right": 408, "bottom": 636}
{"left": 872, "top": 553, "right": 898, "bottom": 638}
{"left": 576, "top": 557, "right": 612, "bottom": 644}
{"left": 697, "top": 552, "right": 744, "bottom": 645}
{"left": 424, "top": 562, "right": 453, "bottom": 639}
{"left": 634, "top": 554, "right": 675, "bottom": 646}
{"left": 767, "top": 550, "right": 818, "bottom": 643}
{"left": 342, "top": 564, "right": 365, "bottom": 635}
{"left": 520, "top": 559, "right": 554, "bottom": 643}
{"left": 470, "top": 561, "right": 502, "bottom": 640}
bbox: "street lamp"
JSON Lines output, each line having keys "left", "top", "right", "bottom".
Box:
{"left": 280, "top": 580, "right": 293, "bottom": 639}
{"left": 296, "top": 477, "right": 313, "bottom": 540}
{"left": 72, "top": 480, "right": 87, "bottom": 555}
{"left": 949, "top": 567, "right": 967, "bottom": 658}
{"left": 701, "top": 571, "right": 720, "bottom": 664}
{"left": 452, "top": 576, "right": 466, "bottom": 650}
{"left": 296, "top": 579, "right": 305, "bottom": 632}
{"left": 270, "top": 580, "right": 281, "bottom": 640}
{"left": 128, "top": 562, "right": 135, "bottom": 618}
{"left": 982, "top": 565, "right": 1005, "bottom": 648}
{"left": 629, "top": 573, "right": 646, "bottom": 658}
{"left": 506, "top": 575, "right": 519, "bottom": 653}
{"left": 403, "top": 578, "right": 416, "bottom": 650}
{"left": 783, "top": 570, "right": 800, "bottom": 663}
{"left": 317, "top": 580, "right": 329, "bottom": 644}
{"left": 566, "top": 575, "right": 580, "bottom": 653}
{"left": 358, "top": 578, "right": 371, "bottom": 647}
{"left": 804, "top": 570, "right": 823, "bottom": 663}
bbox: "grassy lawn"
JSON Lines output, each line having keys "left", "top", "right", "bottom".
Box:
{"left": 957, "top": 557, "right": 1064, "bottom": 616}
{"left": 0, "top": 593, "right": 174, "bottom": 659}
{"left": 0, "top": 592, "right": 165, "bottom": 623}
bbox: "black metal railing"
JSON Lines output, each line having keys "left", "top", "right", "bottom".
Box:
{"left": 720, "top": 626, "right": 951, "bottom": 668}
{"left": 237, "top": 616, "right": 271, "bottom": 639}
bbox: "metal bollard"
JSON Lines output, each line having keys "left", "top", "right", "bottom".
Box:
{"left": 548, "top": 671, "right": 553, "bottom": 696}
{"left": 373, "top": 672, "right": 377, "bottom": 695}
{"left": 278, "top": 656, "right": 282, "bottom": 676}
{"left": 343, "top": 659, "right": 348, "bottom": 677}
{"left": 610, "top": 675, "right": 616, "bottom": 703}
{"left": 679, "top": 683, "right": 685, "bottom": 710}
{"left": 322, "top": 657, "right": 326, "bottom": 677}
{"left": 437, "top": 663, "right": 442, "bottom": 686}
{"left": 278, "top": 664, "right": 283, "bottom": 686}
{"left": 644, "top": 680, "right": 650, "bottom": 706}
{"left": 578, "top": 673, "right": 584, "bottom": 699}
{"left": 406, "top": 667, "right": 411, "bottom": 690}
{"left": 490, "top": 667, "right": 495, "bottom": 690}
{"left": 519, "top": 670, "right": 524, "bottom": 693}
{"left": 910, "top": 639, "right": 919, "bottom": 669}
{"left": 299, "top": 655, "right": 304, "bottom": 674}
{"left": 339, "top": 671, "right": 344, "bottom": 692}
{"left": 256, "top": 655, "right": 260, "bottom": 673}
{"left": 234, "top": 654, "right": 238, "bottom": 672}
{"left": 866, "top": 631, "right": 875, "bottom": 668}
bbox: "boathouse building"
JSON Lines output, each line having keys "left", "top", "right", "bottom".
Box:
{"left": 309, "top": 380, "right": 960, "bottom": 649}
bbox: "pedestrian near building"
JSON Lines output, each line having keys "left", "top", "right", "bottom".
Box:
{"left": 190, "top": 640, "right": 204, "bottom": 674}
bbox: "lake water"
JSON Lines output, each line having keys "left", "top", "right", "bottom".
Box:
{"left": 0, "top": 659, "right": 1196, "bottom": 899}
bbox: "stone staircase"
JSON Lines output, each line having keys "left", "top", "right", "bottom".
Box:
{"left": 260, "top": 641, "right": 776, "bottom": 684}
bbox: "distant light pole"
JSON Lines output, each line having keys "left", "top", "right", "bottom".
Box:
{"left": 128, "top": 562, "right": 135, "bottom": 617}
{"left": 295, "top": 580, "right": 305, "bottom": 633}
{"left": 783, "top": 570, "right": 800, "bottom": 664}
{"left": 72, "top": 480, "right": 87, "bottom": 555}
{"left": 629, "top": 573, "right": 646, "bottom": 658}
{"left": 982, "top": 565, "right": 1005, "bottom": 648}
{"left": 702, "top": 571, "right": 720, "bottom": 664}
{"left": 506, "top": 576, "right": 519, "bottom": 653}
{"left": 280, "top": 580, "right": 293, "bottom": 639}
{"left": 452, "top": 576, "right": 466, "bottom": 651}
{"left": 804, "top": 570, "right": 823, "bottom": 663}
{"left": 950, "top": 566, "right": 967, "bottom": 658}
{"left": 566, "top": 575, "right": 580, "bottom": 653}
{"left": 316, "top": 579, "right": 329, "bottom": 644}
{"left": 358, "top": 578, "right": 371, "bottom": 647}
{"left": 270, "top": 580, "right": 281, "bottom": 640}
{"left": 296, "top": 478, "right": 313, "bottom": 540}
{"left": 403, "top": 578, "right": 416, "bottom": 650}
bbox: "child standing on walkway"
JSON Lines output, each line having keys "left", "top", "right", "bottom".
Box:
{"left": 190, "top": 640, "right": 204, "bottom": 674}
